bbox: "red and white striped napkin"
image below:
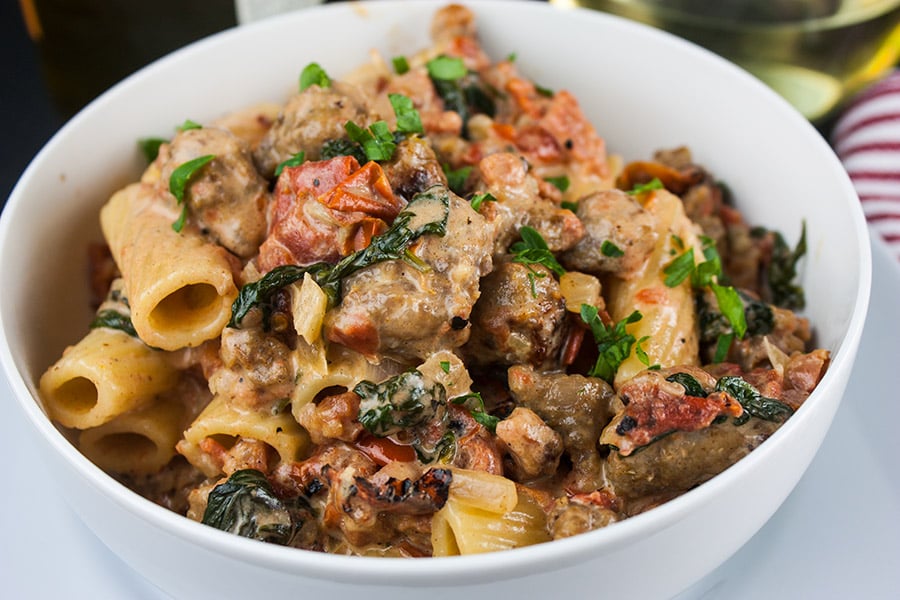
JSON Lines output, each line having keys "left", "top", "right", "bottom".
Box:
{"left": 832, "top": 70, "right": 900, "bottom": 262}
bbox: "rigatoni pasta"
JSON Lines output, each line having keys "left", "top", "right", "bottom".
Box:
{"left": 39, "top": 3, "right": 829, "bottom": 558}
{"left": 79, "top": 396, "right": 189, "bottom": 475}
{"left": 100, "top": 183, "right": 238, "bottom": 351}
{"left": 40, "top": 326, "right": 178, "bottom": 429}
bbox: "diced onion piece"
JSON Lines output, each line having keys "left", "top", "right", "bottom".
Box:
{"left": 763, "top": 336, "right": 790, "bottom": 376}
{"left": 447, "top": 468, "right": 518, "bottom": 513}
{"left": 560, "top": 271, "right": 602, "bottom": 313}
{"left": 291, "top": 273, "right": 328, "bottom": 344}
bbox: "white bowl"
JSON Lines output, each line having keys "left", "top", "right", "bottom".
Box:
{"left": 0, "top": 1, "right": 871, "bottom": 598}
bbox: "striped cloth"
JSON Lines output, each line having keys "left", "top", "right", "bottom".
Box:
{"left": 832, "top": 70, "right": 900, "bottom": 262}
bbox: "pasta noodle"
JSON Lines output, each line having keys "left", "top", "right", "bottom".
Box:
{"left": 178, "top": 395, "right": 310, "bottom": 478}
{"left": 78, "top": 396, "right": 188, "bottom": 475}
{"left": 100, "top": 183, "right": 239, "bottom": 351}
{"left": 606, "top": 189, "right": 704, "bottom": 389}
{"left": 432, "top": 471, "right": 551, "bottom": 556}
{"left": 39, "top": 326, "right": 178, "bottom": 430}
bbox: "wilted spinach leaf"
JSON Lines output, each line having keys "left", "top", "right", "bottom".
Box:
{"left": 202, "top": 469, "right": 302, "bottom": 545}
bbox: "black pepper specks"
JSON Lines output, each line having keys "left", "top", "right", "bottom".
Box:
{"left": 450, "top": 316, "right": 468, "bottom": 330}
{"left": 616, "top": 415, "right": 638, "bottom": 435}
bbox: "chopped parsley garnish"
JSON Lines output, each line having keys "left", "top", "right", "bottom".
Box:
{"left": 299, "top": 62, "right": 330, "bottom": 91}
{"left": 561, "top": 200, "right": 579, "bottom": 212}
{"left": 710, "top": 283, "right": 747, "bottom": 339}
{"left": 229, "top": 186, "right": 451, "bottom": 327}
{"left": 534, "top": 84, "right": 554, "bottom": 98}
{"left": 273, "top": 151, "right": 306, "bottom": 178}
{"left": 331, "top": 97, "right": 422, "bottom": 163}
{"left": 692, "top": 236, "right": 723, "bottom": 287}
{"left": 392, "top": 55, "right": 410, "bottom": 75}
{"left": 635, "top": 335, "right": 658, "bottom": 369}
{"left": 426, "top": 55, "right": 468, "bottom": 80}
{"left": 320, "top": 137, "right": 367, "bottom": 164}
{"left": 470, "top": 192, "right": 495, "bottom": 211}
{"left": 663, "top": 247, "right": 696, "bottom": 287}
{"left": 137, "top": 137, "right": 166, "bottom": 163}
{"left": 442, "top": 164, "right": 472, "bottom": 195}
{"left": 439, "top": 360, "right": 451, "bottom": 374}
{"left": 601, "top": 240, "right": 625, "bottom": 258}
{"left": 506, "top": 52, "right": 517, "bottom": 63}
{"left": 388, "top": 93, "right": 424, "bottom": 134}
{"left": 581, "top": 304, "right": 643, "bottom": 384}
{"left": 510, "top": 226, "right": 565, "bottom": 277}
{"left": 345, "top": 120, "right": 396, "bottom": 162}
{"left": 698, "top": 288, "right": 772, "bottom": 362}
{"left": 137, "top": 119, "right": 203, "bottom": 163}
{"left": 663, "top": 237, "right": 748, "bottom": 351}
{"left": 451, "top": 392, "right": 500, "bottom": 433}
{"left": 627, "top": 177, "right": 664, "bottom": 195}
{"left": 544, "top": 175, "right": 570, "bottom": 193}
{"left": 169, "top": 154, "right": 216, "bottom": 232}
{"left": 712, "top": 332, "right": 734, "bottom": 364}
{"left": 177, "top": 119, "right": 202, "bottom": 132}
{"left": 426, "top": 55, "right": 495, "bottom": 137}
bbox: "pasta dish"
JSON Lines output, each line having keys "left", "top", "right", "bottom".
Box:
{"left": 38, "top": 4, "right": 828, "bottom": 557}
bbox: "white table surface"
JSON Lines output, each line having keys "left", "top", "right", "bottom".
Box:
{"left": 2, "top": 237, "right": 898, "bottom": 600}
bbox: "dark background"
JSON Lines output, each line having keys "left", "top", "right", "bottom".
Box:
{"left": 1, "top": 1, "right": 243, "bottom": 208}
{"left": 1, "top": 2, "right": 63, "bottom": 206}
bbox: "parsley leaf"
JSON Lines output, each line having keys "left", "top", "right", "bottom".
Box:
{"left": 426, "top": 55, "right": 467, "bottom": 80}
{"left": 442, "top": 164, "right": 472, "bottom": 195}
{"left": 388, "top": 93, "right": 424, "bottom": 134}
{"left": 299, "top": 62, "right": 330, "bottom": 91}
{"left": 544, "top": 175, "right": 570, "bottom": 192}
{"left": 451, "top": 392, "right": 500, "bottom": 433}
{"left": 581, "top": 305, "right": 643, "bottom": 384}
{"left": 345, "top": 120, "right": 396, "bottom": 162}
{"left": 177, "top": 119, "right": 202, "bottom": 132}
{"left": 169, "top": 154, "right": 215, "bottom": 232}
{"left": 710, "top": 283, "right": 747, "bottom": 339}
{"left": 137, "top": 137, "right": 167, "bottom": 163}
{"left": 273, "top": 151, "right": 306, "bottom": 178}
{"left": 627, "top": 177, "right": 664, "bottom": 195}
{"left": 510, "top": 226, "right": 565, "bottom": 277}
{"left": 470, "top": 192, "right": 495, "bottom": 211}
{"left": 392, "top": 56, "right": 410, "bottom": 75}
{"left": 601, "top": 240, "right": 625, "bottom": 258}
{"left": 712, "top": 332, "right": 734, "bottom": 363}
{"left": 663, "top": 247, "right": 696, "bottom": 287}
